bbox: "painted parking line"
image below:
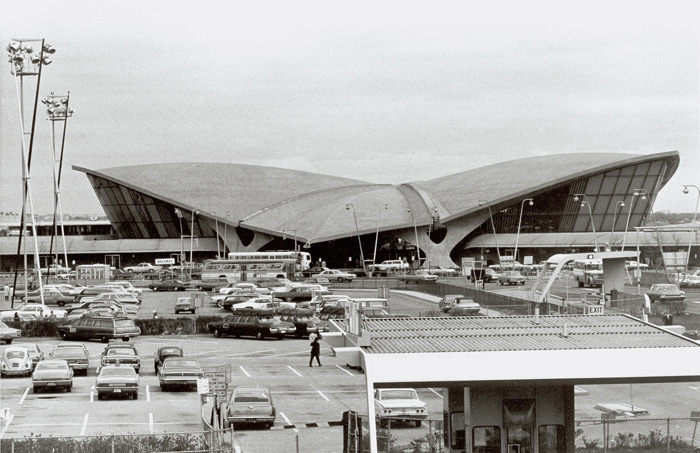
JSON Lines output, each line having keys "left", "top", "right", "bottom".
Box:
{"left": 279, "top": 412, "right": 298, "bottom": 433}
{"left": 149, "top": 413, "right": 154, "bottom": 433}
{"left": 240, "top": 366, "right": 251, "bottom": 377}
{"left": 218, "top": 349, "right": 276, "bottom": 359}
{"left": 0, "top": 414, "right": 14, "bottom": 439}
{"left": 18, "top": 387, "right": 30, "bottom": 404}
{"left": 317, "top": 390, "right": 329, "bottom": 402}
{"left": 80, "top": 413, "right": 89, "bottom": 436}
{"left": 336, "top": 365, "right": 354, "bottom": 376}
{"left": 146, "top": 385, "right": 151, "bottom": 402}
{"left": 287, "top": 366, "right": 302, "bottom": 377}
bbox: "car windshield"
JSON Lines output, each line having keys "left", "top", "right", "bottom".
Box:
{"left": 107, "top": 349, "right": 135, "bottom": 356}
{"left": 164, "top": 360, "right": 198, "bottom": 368}
{"left": 5, "top": 351, "right": 26, "bottom": 359}
{"left": 36, "top": 363, "right": 67, "bottom": 370}
{"left": 160, "top": 348, "right": 181, "bottom": 356}
{"left": 234, "top": 392, "right": 270, "bottom": 403}
{"left": 382, "top": 390, "right": 417, "bottom": 400}
{"left": 100, "top": 367, "right": 135, "bottom": 377}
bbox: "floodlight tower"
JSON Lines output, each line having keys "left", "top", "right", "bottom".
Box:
{"left": 6, "top": 38, "right": 55, "bottom": 305}
{"left": 43, "top": 92, "right": 74, "bottom": 278}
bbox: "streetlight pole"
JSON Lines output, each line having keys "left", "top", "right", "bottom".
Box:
{"left": 622, "top": 190, "right": 646, "bottom": 251}
{"left": 513, "top": 199, "right": 533, "bottom": 266}
{"left": 573, "top": 194, "right": 599, "bottom": 252}
{"left": 175, "top": 209, "right": 184, "bottom": 279}
{"left": 406, "top": 208, "right": 421, "bottom": 269}
{"left": 683, "top": 185, "right": 700, "bottom": 275}
{"left": 373, "top": 204, "right": 388, "bottom": 269}
{"left": 478, "top": 200, "right": 501, "bottom": 266}
{"left": 611, "top": 200, "right": 625, "bottom": 251}
{"left": 346, "top": 204, "right": 366, "bottom": 276}
{"left": 190, "top": 209, "right": 199, "bottom": 279}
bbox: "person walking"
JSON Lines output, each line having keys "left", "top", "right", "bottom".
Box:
{"left": 309, "top": 332, "right": 322, "bottom": 367}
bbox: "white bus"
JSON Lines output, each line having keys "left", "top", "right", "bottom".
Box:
{"left": 572, "top": 258, "right": 603, "bottom": 287}
{"left": 202, "top": 251, "right": 312, "bottom": 283}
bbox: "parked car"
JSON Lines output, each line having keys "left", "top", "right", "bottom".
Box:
{"left": 191, "top": 277, "right": 230, "bottom": 292}
{"left": 447, "top": 297, "right": 481, "bottom": 316}
{"left": 646, "top": 284, "right": 686, "bottom": 303}
{"left": 371, "top": 260, "right": 410, "bottom": 272}
{"left": 374, "top": 388, "right": 427, "bottom": 427}
{"left": 57, "top": 315, "right": 141, "bottom": 343}
{"left": 154, "top": 345, "right": 183, "bottom": 374}
{"left": 1, "top": 346, "right": 33, "bottom": 377}
{"left": 427, "top": 266, "right": 458, "bottom": 277}
{"left": 32, "top": 359, "right": 73, "bottom": 393}
{"left": 498, "top": 271, "right": 527, "bottom": 285}
{"left": 303, "top": 277, "right": 332, "bottom": 287}
{"left": 24, "top": 288, "right": 74, "bottom": 306}
{"left": 469, "top": 269, "right": 494, "bottom": 283}
{"left": 23, "top": 343, "right": 44, "bottom": 369}
{"left": 207, "top": 313, "right": 296, "bottom": 340}
{"left": 95, "top": 363, "right": 139, "bottom": 400}
{"left": 81, "top": 293, "right": 140, "bottom": 315}
{"left": 64, "top": 306, "right": 129, "bottom": 321}
{"left": 438, "top": 294, "right": 465, "bottom": 313}
{"left": 315, "top": 306, "right": 345, "bottom": 332}
{"left": 276, "top": 308, "right": 321, "bottom": 338}
{"left": 51, "top": 344, "right": 89, "bottom": 375}
{"left": 218, "top": 293, "right": 265, "bottom": 310}
{"left": 101, "top": 347, "right": 141, "bottom": 373}
{"left": 311, "top": 269, "right": 356, "bottom": 283}
{"left": 175, "top": 296, "right": 197, "bottom": 314}
{"left": 158, "top": 357, "right": 203, "bottom": 391}
{"left": 401, "top": 270, "right": 439, "bottom": 283}
{"left": 0, "top": 303, "right": 66, "bottom": 319}
{"left": 230, "top": 296, "right": 279, "bottom": 311}
{"left": 149, "top": 279, "right": 188, "bottom": 292}
{"left": 0, "top": 321, "right": 21, "bottom": 344}
{"left": 225, "top": 386, "right": 276, "bottom": 429}
{"left": 124, "top": 263, "right": 162, "bottom": 273}
{"left": 272, "top": 285, "right": 328, "bottom": 302}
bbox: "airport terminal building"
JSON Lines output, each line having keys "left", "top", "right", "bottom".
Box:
{"left": 0, "top": 151, "right": 691, "bottom": 271}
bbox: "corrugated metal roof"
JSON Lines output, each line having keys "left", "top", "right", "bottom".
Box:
{"left": 341, "top": 314, "right": 697, "bottom": 354}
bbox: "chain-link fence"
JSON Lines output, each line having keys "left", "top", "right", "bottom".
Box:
{"left": 343, "top": 414, "right": 444, "bottom": 453}
{"left": 576, "top": 417, "right": 700, "bottom": 452}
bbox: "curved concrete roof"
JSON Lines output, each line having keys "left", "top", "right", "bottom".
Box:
{"left": 74, "top": 151, "right": 679, "bottom": 243}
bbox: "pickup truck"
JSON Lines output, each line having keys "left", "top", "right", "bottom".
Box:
{"left": 124, "top": 263, "right": 162, "bottom": 273}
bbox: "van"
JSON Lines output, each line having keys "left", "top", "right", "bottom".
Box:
{"left": 57, "top": 316, "right": 141, "bottom": 343}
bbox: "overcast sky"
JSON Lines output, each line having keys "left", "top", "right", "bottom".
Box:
{"left": 1, "top": 1, "right": 698, "bottom": 216}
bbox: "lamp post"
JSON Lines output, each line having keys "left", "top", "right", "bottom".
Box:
{"left": 282, "top": 230, "right": 298, "bottom": 252}
{"left": 513, "top": 198, "right": 533, "bottom": 265}
{"left": 611, "top": 200, "right": 626, "bottom": 251}
{"left": 478, "top": 200, "right": 501, "bottom": 266}
{"left": 7, "top": 39, "right": 55, "bottom": 306}
{"left": 573, "top": 194, "right": 599, "bottom": 252}
{"left": 683, "top": 185, "right": 700, "bottom": 275}
{"left": 345, "top": 204, "right": 366, "bottom": 276}
{"left": 406, "top": 207, "right": 421, "bottom": 269}
{"left": 213, "top": 211, "right": 220, "bottom": 258}
{"left": 372, "top": 204, "right": 388, "bottom": 270}
{"left": 190, "top": 209, "right": 199, "bottom": 279}
{"left": 43, "top": 92, "right": 74, "bottom": 279}
{"left": 224, "top": 211, "right": 230, "bottom": 257}
{"left": 622, "top": 190, "right": 648, "bottom": 251}
{"left": 175, "top": 208, "right": 184, "bottom": 279}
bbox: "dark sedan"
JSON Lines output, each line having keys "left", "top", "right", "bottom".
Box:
{"left": 158, "top": 358, "right": 203, "bottom": 391}
{"left": 208, "top": 313, "right": 296, "bottom": 340}
{"left": 154, "top": 346, "right": 183, "bottom": 374}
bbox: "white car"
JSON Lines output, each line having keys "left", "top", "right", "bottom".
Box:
{"left": 230, "top": 297, "right": 277, "bottom": 311}
{"left": 123, "top": 263, "right": 162, "bottom": 273}
{"left": 372, "top": 260, "right": 409, "bottom": 272}
{"left": 311, "top": 269, "right": 357, "bottom": 283}
{"left": 374, "top": 388, "right": 428, "bottom": 427}
{"left": 0, "top": 303, "right": 66, "bottom": 319}
{"left": 102, "top": 281, "right": 143, "bottom": 296}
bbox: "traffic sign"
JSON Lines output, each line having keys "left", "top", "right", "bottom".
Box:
{"left": 587, "top": 305, "right": 605, "bottom": 315}
{"left": 203, "top": 371, "right": 228, "bottom": 401}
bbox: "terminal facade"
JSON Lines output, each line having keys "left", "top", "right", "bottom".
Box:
{"left": 0, "top": 151, "right": 691, "bottom": 271}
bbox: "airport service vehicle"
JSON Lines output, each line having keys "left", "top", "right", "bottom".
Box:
{"left": 311, "top": 269, "right": 356, "bottom": 282}
{"left": 0, "top": 303, "right": 66, "bottom": 319}
{"left": 32, "top": 359, "right": 73, "bottom": 393}
{"left": 225, "top": 386, "right": 276, "bottom": 429}
{"left": 572, "top": 258, "right": 604, "bottom": 287}
{"left": 0, "top": 321, "right": 21, "bottom": 344}
{"left": 498, "top": 271, "right": 526, "bottom": 285}
{"left": 374, "top": 388, "right": 427, "bottom": 427}
{"left": 201, "top": 251, "right": 312, "bottom": 283}
{"left": 95, "top": 364, "right": 139, "bottom": 400}
{"left": 124, "top": 263, "right": 162, "bottom": 273}
{"left": 158, "top": 358, "right": 203, "bottom": 391}
{"left": 1, "top": 346, "right": 33, "bottom": 377}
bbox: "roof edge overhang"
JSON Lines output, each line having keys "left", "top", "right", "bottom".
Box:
{"left": 439, "top": 151, "right": 681, "bottom": 224}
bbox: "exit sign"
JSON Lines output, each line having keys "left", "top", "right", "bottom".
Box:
{"left": 587, "top": 305, "right": 605, "bottom": 315}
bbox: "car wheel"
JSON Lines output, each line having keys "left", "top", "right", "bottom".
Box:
{"left": 59, "top": 331, "right": 68, "bottom": 340}
{"left": 154, "top": 365, "right": 159, "bottom": 374}
{"left": 101, "top": 336, "right": 109, "bottom": 343}
{"left": 175, "top": 310, "right": 180, "bottom": 314}
{"left": 233, "top": 332, "right": 241, "bottom": 338}
{"left": 191, "top": 309, "right": 196, "bottom": 314}
{"left": 32, "top": 387, "right": 38, "bottom": 394}
{"left": 277, "top": 334, "right": 284, "bottom": 340}
{"left": 67, "top": 385, "right": 72, "bottom": 393}
{"left": 266, "top": 422, "right": 273, "bottom": 429}
{"left": 97, "top": 393, "right": 104, "bottom": 400}
{"left": 5, "top": 339, "right": 12, "bottom": 344}
{"left": 294, "top": 331, "right": 303, "bottom": 339}
{"left": 161, "top": 384, "right": 168, "bottom": 392}
{"left": 414, "top": 420, "right": 422, "bottom": 427}
{"left": 214, "top": 329, "right": 221, "bottom": 338}
{"left": 198, "top": 286, "right": 204, "bottom": 291}
{"left": 256, "top": 331, "right": 264, "bottom": 340}
{"left": 58, "top": 301, "right": 65, "bottom": 307}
